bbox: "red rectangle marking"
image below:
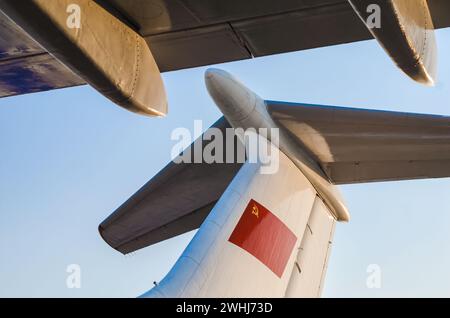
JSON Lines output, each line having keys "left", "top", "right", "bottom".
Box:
{"left": 228, "top": 199, "right": 297, "bottom": 278}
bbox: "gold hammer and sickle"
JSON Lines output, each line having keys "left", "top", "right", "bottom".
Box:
{"left": 251, "top": 204, "right": 259, "bottom": 218}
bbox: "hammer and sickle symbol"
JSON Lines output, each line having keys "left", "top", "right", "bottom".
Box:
{"left": 251, "top": 204, "right": 259, "bottom": 218}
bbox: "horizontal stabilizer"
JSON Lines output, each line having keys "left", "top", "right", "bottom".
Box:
{"left": 268, "top": 101, "right": 450, "bottom": 184}
{"left": 99, "top": 117, "right": 244, "bottom": 254}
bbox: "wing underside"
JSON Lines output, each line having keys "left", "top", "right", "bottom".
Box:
{"left": 1, "top": 0, "right": 450, "bottom": 100}
{"left": 0, "top": 10, "right": 84, "bottom": 97}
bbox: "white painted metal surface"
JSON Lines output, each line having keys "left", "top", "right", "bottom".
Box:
{"left": 205, "top": 68, "right": 349, "bottom": 222}
{"left": 143, "top": 137, "right": 318, "bottom": 297}
{"left": 285, "top": 197, "right": 336, "bottom": 298}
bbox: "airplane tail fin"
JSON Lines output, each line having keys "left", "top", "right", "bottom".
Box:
{"left": 100, "top": 68, "right": 450, "bottom": 297}
{"left": 143, "top": 137, "right": 336, "bottom": 297}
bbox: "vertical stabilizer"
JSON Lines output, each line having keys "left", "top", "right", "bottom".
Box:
{"left": 143, "top": 138, "right": 326, "bottom": 297}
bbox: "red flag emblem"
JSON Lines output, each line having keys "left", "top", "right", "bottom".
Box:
{"left": 228, "top": 199, "right": 297, "bottom": 277}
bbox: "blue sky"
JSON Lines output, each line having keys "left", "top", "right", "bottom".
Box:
{"left": 1, "top": 28, "right": 450, "bottom": 297}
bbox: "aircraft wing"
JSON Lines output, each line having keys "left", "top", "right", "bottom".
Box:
{"left": 267, "top": 101, "right": 450, "bottom": 184}
{"left": 1, "top": 0, "right": 450, "bottom": 103}
{"left": 0, "top": 10, "right": 84, "bottom": 97}
{"left": 113, "top": 0, "right": 449, "bottom": 73}
{"left": 99, "top": 117, "right": 243, "bottom": 254}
